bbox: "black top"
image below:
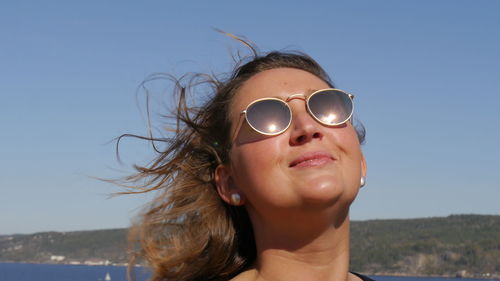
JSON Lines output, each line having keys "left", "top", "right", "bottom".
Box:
{"left": 351, "top": 272, "right": 376, "bottom": 281}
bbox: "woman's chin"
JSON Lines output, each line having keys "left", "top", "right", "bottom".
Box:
{"left": 296, "top": 176, "right": 358, "bottom": 208}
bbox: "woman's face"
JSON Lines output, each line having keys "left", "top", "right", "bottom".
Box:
{"left": 217, "top": 68, "right": 366, "bottom": 221}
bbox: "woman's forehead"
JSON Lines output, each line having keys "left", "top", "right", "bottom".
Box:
{"left": 233, "top": 68, "right": 329, "bottom": 110}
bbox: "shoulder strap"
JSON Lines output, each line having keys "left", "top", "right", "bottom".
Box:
{"left": 350, "top": 272, "right": 376, "bottom": 281}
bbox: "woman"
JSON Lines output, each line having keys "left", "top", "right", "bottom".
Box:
{"left": 124, "top": 43, "right": 371, "bottom": 281}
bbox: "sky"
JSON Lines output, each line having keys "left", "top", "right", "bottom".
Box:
{"left": 1, "top": 0, "right": 499, "bottom": 235}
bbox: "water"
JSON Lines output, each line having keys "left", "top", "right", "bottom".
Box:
{"left": 0, "top": 263, "right": 150, "bottom": 281}
{"left": 0, "top": 263, "right": 498, "bottom": 281}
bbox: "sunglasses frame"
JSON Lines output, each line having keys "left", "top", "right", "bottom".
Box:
{"left": 232, "top": 88, "right": 354, "bottom": 142}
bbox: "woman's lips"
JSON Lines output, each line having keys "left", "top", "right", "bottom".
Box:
{"left": 289, "top": 152, "right": 335, "bottom": 168}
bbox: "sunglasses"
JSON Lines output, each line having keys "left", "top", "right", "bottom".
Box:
{"left": 232, "top": 88, "right": 354, "bottom": 141}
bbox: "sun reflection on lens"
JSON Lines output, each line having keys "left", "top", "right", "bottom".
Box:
{"left": 268, "top": 123, "right": 278, "bottom": 132}
{"left": 322, "top": 113, "right": 338, "bottom": 124}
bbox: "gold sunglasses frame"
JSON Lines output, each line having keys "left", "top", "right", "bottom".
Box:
{"left": 231, "top": 88, "right": 355, "bottom": 142}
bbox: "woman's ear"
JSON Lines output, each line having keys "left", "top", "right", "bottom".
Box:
{"left": 215, "top": 164, "right": 245, "bottom": 206}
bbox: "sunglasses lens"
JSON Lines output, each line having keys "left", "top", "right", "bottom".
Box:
{"left": 246, "top": 99, "right": 291, "bottom": 135}
{"left": 308, "top": 90, "right": 353, "bottom": 125}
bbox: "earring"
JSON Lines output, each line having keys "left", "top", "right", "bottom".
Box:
{"left": 360, "top": 176, "right": 366, "bottom": 188}
{"left": 231, "top": 193, "right": 242, "bottom": 205}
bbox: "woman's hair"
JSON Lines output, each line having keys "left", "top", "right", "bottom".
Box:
{"left": 122, "top": 48, "right": 366, "bottom": 281}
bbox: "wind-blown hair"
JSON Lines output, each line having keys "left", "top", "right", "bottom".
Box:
{"left": 122, "top": 49, "right": 366, "bottom": 281}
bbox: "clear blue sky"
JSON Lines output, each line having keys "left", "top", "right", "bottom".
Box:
{"left": 1, "top": 1, "right": 499, "bottom": 235}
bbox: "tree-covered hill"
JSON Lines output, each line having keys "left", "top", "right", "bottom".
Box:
{"left": 0, "top": 228, "right": 127, "bottom": 263}
{"left": 350, "top": 214, "right": 500, "bottom": 278}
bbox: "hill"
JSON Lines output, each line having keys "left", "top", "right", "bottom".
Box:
{"left": 350, "top": 214, "right": 500, "bottom": 278}
{"left": 0, "top": 228, "right": 127, "bottom": 264}
{"left": 1, "top": 214, "right": 499, "bottom": 278}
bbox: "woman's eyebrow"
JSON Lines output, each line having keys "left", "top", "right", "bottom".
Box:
{"left": 306, "top": 88, "right": 321, "bottom": 95}
{"left": 269, "top": 95, "right": 285, "bottom": 100}
{"left": 270, "top": 88, "right": 321, "bottom": 100}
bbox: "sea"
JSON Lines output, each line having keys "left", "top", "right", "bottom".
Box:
{"left": 0, "top": 263, "right": 498, "bottom": 281}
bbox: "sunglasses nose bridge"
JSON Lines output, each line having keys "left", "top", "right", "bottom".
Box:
{"left": 285, "top": 95, "right": 322, "bottom": 131}
{"left": 285, "top": 93, "right": 307, "bottom": 102}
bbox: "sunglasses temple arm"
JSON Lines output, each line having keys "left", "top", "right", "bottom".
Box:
{"left": 350, "top": 94, "right": 355, "bottom": 124}
{"left": 231, "top": 112, "right": 245, "bottom": 143}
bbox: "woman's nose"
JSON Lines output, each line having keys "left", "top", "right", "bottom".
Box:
{"left": 288, "top": 104, "right": 323, "bottom": 145}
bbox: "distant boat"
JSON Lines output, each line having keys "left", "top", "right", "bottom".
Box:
{"left": 105, "top": 272, "right": 111, "bottom": 281}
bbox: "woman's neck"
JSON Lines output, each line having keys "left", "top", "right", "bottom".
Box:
{"left": 244, "top": 210, "right": 353, "bottom": 281}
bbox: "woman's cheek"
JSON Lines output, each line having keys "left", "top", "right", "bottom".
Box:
{"left": 231, "top": 140, "right": 286, "bottom": 193}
